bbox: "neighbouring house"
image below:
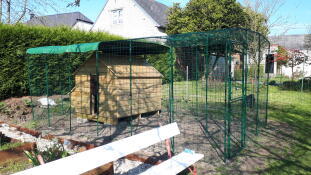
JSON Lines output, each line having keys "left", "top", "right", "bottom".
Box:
{"left": 91, "top": 0, "right": 169, "bottom": 38}
{"left": 270, "top": 35, "right": 311, "bottom": 77}
{"left": 25, "top": 12, "right": 94, "bottom": 31}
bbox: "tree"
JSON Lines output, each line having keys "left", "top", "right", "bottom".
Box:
{"left": 275, "top": 45, "right": 289, "bottom": 73}
{"left": 0, "top": 0, "right": 68, "bottom": 24}
{"left": 242, "top": 0, "right": 290, "bottom": 35}
{"left": 67, "top": 0, "right": 80, "bottom": 7}
{"left": 287, "top": 49, "right": 308, "bottom": 81}
{"left": 243, "top": 6, "right": 268, "bottom": 37}
{"left": 166, "top": 0, "right": 250, "bottom": 34}
{"left": 0, "top": 0, "right": 2, "bottom": 23}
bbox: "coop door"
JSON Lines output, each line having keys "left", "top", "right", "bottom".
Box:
{"left": 228, "top": 52, "right": 247, "bottom": 152}
{"left": 90, "top": 74, "right": 99, "bottom": 115}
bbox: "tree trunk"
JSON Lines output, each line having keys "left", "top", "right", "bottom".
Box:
{"left": 6, "top": 0, "right": 10, "bottom": 24}
{"left": 291, "top": 59, "right": 294, "bottom": 81}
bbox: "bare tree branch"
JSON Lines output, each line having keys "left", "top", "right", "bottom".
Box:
{"left": 16, "top": 0, "right": 27, "bottom": 23}
{"left": 6, "top": 0, "right": 10, "bottom": 24}
{"left": 243, "top": 0, "right": 291, "bottom": 35}
{"left": 0, "top": 0, "right": 2, "bottom": 23}
{"left": 0, "top": 0, "right": 71, "bottom": 24}
{"left": 67, "top": 0, "right": 80, "bottom": 7}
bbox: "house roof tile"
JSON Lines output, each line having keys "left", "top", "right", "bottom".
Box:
{"left": 26, "top": 12, "right": 93, "bottom": 27}
{"left": 134, "top": 0, "right": 169, "bottom": 27}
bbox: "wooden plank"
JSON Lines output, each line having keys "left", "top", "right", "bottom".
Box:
{"left": 14, "top": 123, "right": 180, "bottom": 175}
{"left": 139, "top": 150, "right": 204, "bottom": 175}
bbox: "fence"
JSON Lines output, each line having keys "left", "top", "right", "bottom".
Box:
{"left": 26, "top": 28, "right": 270, "bottom": 164}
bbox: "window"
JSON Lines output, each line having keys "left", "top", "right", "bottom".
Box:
{"left": 112, "top": 9, "right": 123, "bottom": 24}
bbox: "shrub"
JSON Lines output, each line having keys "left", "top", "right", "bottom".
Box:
{"left": 269, "top": 80, "right": 277, "bottom": 86}
{"left": 280, "top": 79, "right": 311, "bottom": 91}
{"left": 24, "top": 139, "right": 69, "bottom": 166}
{"left": 0, "top": 24, "right": 122, "bottom": 100}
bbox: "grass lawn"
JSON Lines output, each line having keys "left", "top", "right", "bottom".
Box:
{"left": 216, "top": 86, "right": 311, "bottom": 175}
{"left": 0, "top": 142, "right": 23, "bottom": 151}
{"left": 167, "top": 81, "right": 311, "bottom": 174}
{"left": 262, "top": 86, "right": 311, "bottom": 174}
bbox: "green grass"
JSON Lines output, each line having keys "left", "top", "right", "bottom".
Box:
{"left": 262, "top": 86, "right": 311, "bottom": 174}
{"left": 0, "top": 158, "right": 31, "bottom": 174}
{"left": 163, "top": 81, "right": 310, "bottom": 174}
{"left": 0, "top": 142, "right": 24, "bottom": 151}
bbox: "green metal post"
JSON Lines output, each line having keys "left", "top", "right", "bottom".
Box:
{"left": 205, "top": 38, "right": 209, "bottom": 131}
{"left": 169, "top": 47, "right": 175, "bottom": 153}
{"left": 256, "top": 35, "right": 261, "bottom": 135}
{"left": 224, "top": 49, "right": 228, "bottom": 159}
{"left": 224, "top": 40, "right": 232, "bottom": 160}
{"left": 26, "top": 55, "right": 35, "bottom": 120}
{"left": 227, "top": 41, "right": 232, "bottom": 158}
{"left": 129, "top": 40, "right": 133, "bottom": 136}
{"left": 59, "top": 73, "right": 64, "bottom": 114}
{"left": 241, "top": 47, "right": 248, "bottom": 147}
{"left": 195, "top": 47, "right": 199, "bottom": 118}
{"left": 265, "top": 45, "right": 271, "bottom": 126}
{"left": 68, "top": 56, "right": 72, "bottom": 132}
{"left": 44, "top": 56, "right": 51, "bottom": 127}
{"left": 96, "top": 51, "right": 100, "bottom": 136}
{"left": 301, "top": 56, "right": 306, "bottom": 92}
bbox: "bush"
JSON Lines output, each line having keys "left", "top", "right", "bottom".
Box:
{"left": 0, "top": 24, "right": 122, "bottom": 100}
{"left": 269, "top": 80, "right": 277, "bottom": 86}
{"left": 280, "top": 79, "right": 311, "bottom": 91}
{"left": 24, "top": 139, "right": 69, "bottom": 166}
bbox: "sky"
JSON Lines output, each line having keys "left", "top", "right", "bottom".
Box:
{"left": 60, "top": 0, "right": 311, "bottom": 36}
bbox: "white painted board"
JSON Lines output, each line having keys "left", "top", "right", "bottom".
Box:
{"left": 139, "top": 150, "right": 204, "bottom": 175}
{"left": 13, "top": 122, "right": 180, "bottom": 175}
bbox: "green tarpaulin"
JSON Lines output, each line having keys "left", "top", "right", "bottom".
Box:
{"left": 26, "top": 40, "right": 169, "bottom": 55}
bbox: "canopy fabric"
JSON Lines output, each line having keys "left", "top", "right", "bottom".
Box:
{"left": 27, "top": 42, "right": 101, "bottom": 54}
{"left": 26, "top": 40, "right": 169, "bottom": 55}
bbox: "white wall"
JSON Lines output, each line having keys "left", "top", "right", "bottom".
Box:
{"left": 91, "top": 0, "right": 167, "bottom": 38}
{"left": 73, "top": 21, "right": 93, "bottom": 31}
{"left": 281, "top": 50, "right": 311, "bottom": 77}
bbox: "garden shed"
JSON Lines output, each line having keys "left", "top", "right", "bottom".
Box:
{"left": 26, "top": 40, "right": 168, "bottom": 125}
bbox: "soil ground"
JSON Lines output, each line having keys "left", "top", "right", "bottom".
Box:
{"left": 0, "top": 96, "right": 308, "bottom": 175}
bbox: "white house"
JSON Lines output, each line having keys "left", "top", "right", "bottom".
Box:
{"left": 26, "top": 12, "right": 93, "bottom": 31}
{"left": 91, "top": 0, "right": 168, "bottom": 38}
{"left": 269, "top": 35, "right": 311, "bottom": 78}
{"left": 281, "top": 50, "right": 311, "bottom": 77}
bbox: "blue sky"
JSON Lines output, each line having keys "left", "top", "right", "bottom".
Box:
{"left": 64, "top": 0, "right": 311, "bottom": 35}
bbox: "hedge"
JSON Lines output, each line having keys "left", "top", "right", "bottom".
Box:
{"left": 0, "top": 24, "right": 123, "bottom": 100}
{"left": 281, "top": 79, "right": 311, "bottom": 91}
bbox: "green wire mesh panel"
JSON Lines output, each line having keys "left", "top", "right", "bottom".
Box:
{"left": 26, "top": 28, "right": 270, "bottom": 169}
{"left": 166, "top": 28, "right": 270, "bottom": 162}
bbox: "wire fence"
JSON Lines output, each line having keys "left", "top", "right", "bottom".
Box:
{"left": 26, "top": 28, "right": 271, "bottom": 167}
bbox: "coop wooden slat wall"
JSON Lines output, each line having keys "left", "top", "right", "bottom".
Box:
{"left": 70, "top": 55, "right": 162, "bottom": 124}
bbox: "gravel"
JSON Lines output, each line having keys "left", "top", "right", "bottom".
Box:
{"left": 0, "top": 123, "right": 76, "bottom": 154}
{"left": 114, "top": 158, "right": 153, "bottom": 175}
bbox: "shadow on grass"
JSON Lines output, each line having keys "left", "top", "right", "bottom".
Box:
{"left": 215, "top": 102, "right": 311, "bottom": 175}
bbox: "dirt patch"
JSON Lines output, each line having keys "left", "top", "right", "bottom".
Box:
{"left": 0, "top": 96, "right": 297, "bottom": 174}
{"left": 215, "top": 120, "right": 295, "bottom": 174}
{"left": 0, "top": 142, "right": 35, "bottom": 163}
{"left": 0, "top": 97, "right": 32, "bottom": 125}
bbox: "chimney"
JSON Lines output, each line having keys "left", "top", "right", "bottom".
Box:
{"left": 30, "top": 13, "right": 35, "bottom": 19}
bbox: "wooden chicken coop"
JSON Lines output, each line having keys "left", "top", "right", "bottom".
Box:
{"left": 69, "top": 40, "right": 168, "bottom": 125}
{"left": 27, "top": 39, "right": 168, "bottom": 125}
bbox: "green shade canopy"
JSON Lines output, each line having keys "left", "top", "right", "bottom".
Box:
{"left": 26, "top": 40, "right": 169, "bottom": 55}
